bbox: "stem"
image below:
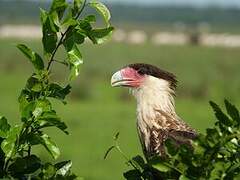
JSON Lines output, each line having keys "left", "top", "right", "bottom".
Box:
{"left": 115, "top": 143, "right": 141, "bottom": 172}
{"left": 76, "top": 0, "right": 87, "bottom": 19}
{"left": 27, "top": 126, "right": 32, "bottom": 157}
{"left": 116, "top": 145, "right": 144, "bottom": 180}
{"left": 4, "top": 159, "right": 10, "bottom": 172}
{"left": 27, "top": 145, "right": 31, "bottom": 157}
{"left": 18, "top": 120, "right": 34, "bottom": 157}
{"left": 46, "top": 0, "right": 87, "bottom": 71}
{"left": 46, "top": 35, "right": 65, "bottom": 71}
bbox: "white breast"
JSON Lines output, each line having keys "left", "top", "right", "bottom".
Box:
{"left": 131, "top": 76, "right": 176, "bottom": 152}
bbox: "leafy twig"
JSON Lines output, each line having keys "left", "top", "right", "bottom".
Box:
{"left": 46, "top": 0, "right": 87, "bottom": 71}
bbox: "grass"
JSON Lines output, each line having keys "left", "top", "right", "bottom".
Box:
{"left": 0, "top": 38, "right": 240, "bottom": 179}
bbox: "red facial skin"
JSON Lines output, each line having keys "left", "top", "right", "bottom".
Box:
{"left": 120, "top": 67, "right": 146, "bottom": 87}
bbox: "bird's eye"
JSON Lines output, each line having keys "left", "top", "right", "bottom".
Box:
{"left": 137, "top": 68, "right": 147, "bottom": 75}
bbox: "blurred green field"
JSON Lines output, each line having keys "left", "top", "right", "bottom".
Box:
{"left": 0, "top": 39, "right": 240, "bottom": 179}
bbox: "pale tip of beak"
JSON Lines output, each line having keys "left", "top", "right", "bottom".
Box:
{"left": 111, "top": 70, "right": 123, "bottom": 87}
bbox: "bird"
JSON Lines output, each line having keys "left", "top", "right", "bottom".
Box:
{"left": 111, "top": 63, "right": 197, "bottom": 159}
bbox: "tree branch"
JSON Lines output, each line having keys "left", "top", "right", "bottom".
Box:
{"left": 46, "top": 0, "right": 87, "bottom": 71}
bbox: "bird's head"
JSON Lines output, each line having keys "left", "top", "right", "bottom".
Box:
{"left": 111, "top": 63, "right": 177, "bottom": 91}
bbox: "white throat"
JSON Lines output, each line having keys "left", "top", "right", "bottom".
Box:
{"left": 131, "top": 76, "right": 177, "bottom": 151}
{"left": 131, "top": 76, "right": 176, "bottom": 121}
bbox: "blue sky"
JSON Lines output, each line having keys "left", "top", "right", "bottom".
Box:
{"left": 103, "top": 0, "right": 240, "bottom": 8}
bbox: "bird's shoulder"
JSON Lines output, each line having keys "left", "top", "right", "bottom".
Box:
{"left": 146, "top": 109, "right": 197, "bottom": 156}
{"left": 153, "top": 109, "right": 195, "bottom": 132}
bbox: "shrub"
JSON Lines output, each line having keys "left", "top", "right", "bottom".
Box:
{"left": 0, "top": 0, "right": 113, "bottom": 179}
{"left": 106, "top": 100, "right": 240, "bottom": 179}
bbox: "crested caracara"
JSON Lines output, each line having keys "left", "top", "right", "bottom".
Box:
{"left": 111, "top": 63, "right": 197, "bottom": 159}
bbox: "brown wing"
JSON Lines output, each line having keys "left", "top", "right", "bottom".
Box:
{"left": 147, "top": 110, "right": 197, "bottom": 158}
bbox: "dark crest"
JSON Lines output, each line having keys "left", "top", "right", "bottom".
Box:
{"left": 128, "top": 63, "right": 178, "bottom": 90}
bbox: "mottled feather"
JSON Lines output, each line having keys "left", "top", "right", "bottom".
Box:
{"left": 139, "top": 109, "right": 197, "bottom": 158}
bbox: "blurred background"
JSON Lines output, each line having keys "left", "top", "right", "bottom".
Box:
{"left": 0, "top": 0, "right": 240, "bottom": 179}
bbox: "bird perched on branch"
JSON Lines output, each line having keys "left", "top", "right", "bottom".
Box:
{"left": 111, "top": 63, "right": 197, "bottom": 159}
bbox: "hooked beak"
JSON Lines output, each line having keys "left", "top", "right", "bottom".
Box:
{"left": 111, "top": 70, "right": 132, "bottom": 87}
{"left": 111, "top": 70, "right": 124, "bottom": 87}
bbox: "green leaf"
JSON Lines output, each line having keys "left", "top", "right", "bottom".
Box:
{"left": 64, "top": 28, "right": 86, "bottom": 45}
{"left": 152, "top": 163, "right": 171, "bottom": 172}
{"left": 89, "top": 0, "right": 111, "bottom": 26}
{"left": 50, "top": 11, "right": 61, "bottom": 28}
{"left": 62, "top": 18, "right": 78, "bottom": 28}
{"left": 18, "top": 90, "right": 31, "bottom": 118}
{"left": 55, "top": 160, "right": 72, "bottom": 176}
{"left": 76, "top": 15, "right": 96, "bottom": 33}
{"left": 89, "top": 27, "right": 114, "bottom": 44}
{"left": 79, "top": 19, "right": 92, "bottom": 31}
{"left": 41, "top": 8, "right": 60, "bottom": 32}
{"left": 68, "top": 45, "right": 83, "bottom": 80}
{"left": 114, "top": 132, "right": 120, "bottom": 140}
{"left": 42, "top": 163, "right": 56, "bottom": 179}
{"left": 165, "top": 138, "right": 179, "bottom": 156}
{"left": 40, "top": 134, "right": 60, "bottom": 159}
{"left": 41, "top": 11, "right": 58, "bottom": 55}
{"left": 131, "top": 155, "right": 145, "bottom": 170}
{"left": 27, "top": 133, "right": 42, "bottom": 146}
{"left": 123, "top": 169, "right": 142, "bottom": 180}
{"left": 210, "top": 101, "right": 232, "bottom": 126}
{"left": 0, "top": 116, "right": 11, "bottom": 138}
{"left": 8, "top": 155, "right": 41, "bottom": 176}
{"left": 17, "top": 44, "right": 44, "bottom": 70}
{"left": 37, "top": 111, "right": 68, "bottom": 134}
{"left": 149, "top": 156, "right": 172, "bottom": 173}
{"left": 50, "top": 0, "right": 68, "bottom": 20}
{"left": 179, "top": 175, "right": 190, "bottom": 180}
{"left": 26, "top": 76, "right": 42, "bottom": 92}
{"left": 40, "top": 8, "right": 48, "bottom": 25}
{"left": 73, "top": 0, "right": 83, "bottom": 16}
{"left": 21, "top": 101, "right": 35, "bottom": 120}
{"left": 61, "top": 10, "right": 78, "bottom": 28}
{"left": 103, "top": 146, "right": 115, "bottom": 160}
{"left": 33, "top": 99, "right": 52, "bottom": 118}
{"left": 47, "top": 83, "right": 71, "bottom": 102}
{"left": 36, "top": 99, "right": 52, "bottom": 112}
{"left": 56, "top": 174, "right": 79, "bottom": 180}
{"left": 64, "top": 40, "right": 83, "bottom": 80}
{"left": 84, "top": 15, "right": 96, "bottom": 23}
{"left": 64, "top": 31, "right": 77, "bottom": 51}
{"left": 226, "top": 163, "right": 240, "bottom": 175}
{"left": 210, "top": 161, "right": 230, "bottom": 179}
{"left": 224, "top": 99, "right": 240, "bottom": 125}
{"left": 1, "top": 126, "right": 21, "bottom": 159}
{"left": 74, "top": 30, "right": 86, "bottom": 44}
{"left": 206, "top": 128, "right": 220, "bottom": 147}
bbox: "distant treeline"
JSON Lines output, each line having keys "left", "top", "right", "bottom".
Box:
{"left": 1, "top": 1, "right": 240, "bottom": 28}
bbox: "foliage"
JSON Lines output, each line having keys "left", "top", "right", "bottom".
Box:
{"left": 106, "top": 100, "right": 240, "bottom": 179}
{"left": 0, "top": 0, "right": 113, "bottom": 179}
